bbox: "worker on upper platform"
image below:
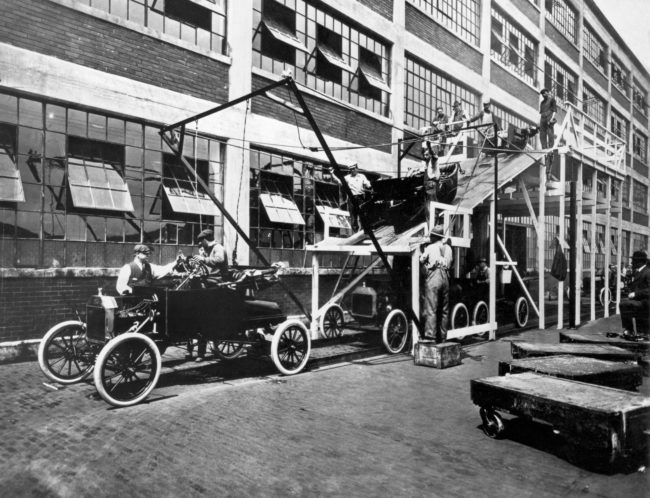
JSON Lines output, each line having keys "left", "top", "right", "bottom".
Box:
{"left": 333, "top": 164, "right": 371, "bottom": 232}
{"left": 539, "top": 88, "right": 557, "bottom": 151}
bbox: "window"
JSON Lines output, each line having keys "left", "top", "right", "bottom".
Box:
{"left": 633, "top": 132, "right": 648, "bottom": 161}
{"left": 622, "top": 176, "right": 631, "bottom": 208}
{"left": 0, "top": 124, "right": 24, "bottom": 203}
{"left": 492, "top": 103, "right": 534, "bottom": 133}
{"left": 611, "top": 55, "right": 630, "bottom": 96}
{"left": 544, "top": 53, "right": 577, "bottom": 104}
{"left": 253, "top": 0, "right": 391, "bottom": 116}
{"left": 632, "top": 233, "right": 648, "bottom": 252}
{"left": 583, "top": 23, "right": 607, "bottom": 73}
{"left": 633, "top": 82, "right": 648, "bottom": 116}
{"left": 83, "top": 0, "right": 227, "bottom": 54}
{"left": 404, "top": 55, "right": 478, "bottom": 130}
{"left": 633, "top": 180, "right": 648, "bottom": 212}
{"left": 582, "top": 84, "right": 606, "bottom": 126}
{"left": 545, "top": 0, "right": 577, "bottom": 43}
{"left": 610, "top": 110, "right": 628, "bottom": 143}
{"left": 160, "top": 154, "right": 219, "bottom": 217}
{"left": 491, "top": 8, "right": 538, "bottom": 85}
{"left": 408, "top": 0, "right": 481, "bottom": 46}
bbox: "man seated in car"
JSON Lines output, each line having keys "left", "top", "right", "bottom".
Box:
{"left": 619, "top": 250, "right": 650, "bottom": 340}
{"left": 116, "top": 244, "right": 179, "bottom": 295}
{"left": 190, "top": 229, "right": 229, "bottom": 283}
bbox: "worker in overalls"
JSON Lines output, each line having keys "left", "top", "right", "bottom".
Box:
{"left": 420, "top": 225, "right": 453, "bottom": 342}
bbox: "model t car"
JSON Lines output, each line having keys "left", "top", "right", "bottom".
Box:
{"left": 37, "top": 260, "right": 311, "bottom": 407}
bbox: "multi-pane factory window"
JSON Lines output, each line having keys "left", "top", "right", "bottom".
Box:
{"left": 633, "top": 82, "right": 648, "bottom": 116}
{"left": 622, "top": 176, "right": 631, "bottom": 208}
{"left": 582, "top": 84, "right": 606, "bottom": 126}
{"left": 544, "top": 52, "right": 577, "bottom": 104}
{"left": 404, "top": 55, "right": 479, "bottom": 130}
{"left": 407, "top": 0, "right": 481, "bottom": 46}
{"left": 545, "top": 0, "right": 577, "bottom": 44}
{"left": 633, "top": 132, "right": 648, "bottom": 161}
{"left": 595, "top": 223, "right": 605, "bottom": 270}
{"left": 80, "top": 0, "right": 227, "bottom": 54}
{"left": 632, "top": 233, "right": 648, "bottom": 252}
{"left": 583, "top": 22, "right": 607, "bottom": 73}
{"left": 491, "top": 103, "right": 534, "bottom": 134}
{"left": 491, "top": 8, "right": 537, "bottom": 86}
{"left": 252, "top": 0, "right": 391, "bottom": 116}
{"left": 610, "top": 110, "right": 628, "bottom": 144}
{"left": 633, "top": 180, "right": 648, "bottom": 213}
{"left": 0, "top": 91, "right": 224, "bottom": 268}
{"left": 611, "top": 55, "right": 630, "bottom": 97}
{"left": 622, "top": 230, "right": 631, "bottom": 261}
{"left": 583, "top": 221, "right": 591, "bottom": 267}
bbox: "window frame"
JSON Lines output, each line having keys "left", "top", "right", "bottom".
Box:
{"left": 491, "top": 8, "right": 538, "bottom": 86}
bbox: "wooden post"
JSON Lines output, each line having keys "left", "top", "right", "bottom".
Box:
{"left": 538, "top": 154, "right": 547, "bottom": 330}
{"left": 575, "top": 158, "right": 584, "bottom": 327}
{"left": 590, "top": 169, "right": 597, "bottom": 321}
{"left": 411, "top": 249, "right": 420, "bottom": 353}
{"left": 311, "top": 253, "right": 320, "bottom": 339}
{"left": 557, "top": 152, "right": 566, "bottom": 328}
{"left": 604, "top": 176, "right": 612, "bottom": 318}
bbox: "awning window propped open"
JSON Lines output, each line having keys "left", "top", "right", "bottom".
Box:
{"left": 162, "top": 166, "right": 219, "bottom": 217}
{"left": 259, "top": 193, "right": 305, "bottom": 225}
{"left": 260, "top": 17, "right": 309, "bottom": 53}
{"left": 316, "top": 45, "right": 352, "bottom": 72}
{"left": 357, "top": 60, "right": 391, "bottom": 93}
{"left": 68, "top": 158, "right": 133, "bottom": 212}
{"left": 316, "top": 205, "right": 351, "bottom": 230}
{"left": 0, "top": 147, "right": 25, "bottom": 202}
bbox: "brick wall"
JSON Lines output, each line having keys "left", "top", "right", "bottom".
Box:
{"left": 251, "top": 75, "right": 392, "bottom": 154}
{"left": 546, "top": 23, "right": 579, "bottom": 64}
{"left": 357, "top": 0, "right": 393, "bottom": 20}
{"left": 490, "top": 62, "right": 538, "bottom": 107}
{"left": 404, "top": 3, "right": 482, "bottom": 75}
{"left": 584, "top": 60, "right": 608, "bottom": 92}
{"left": 511, "top": 0, "right": 540, "bottom": 24}
{"left": 0, "top": 0, "right": 229, "bottom": 103}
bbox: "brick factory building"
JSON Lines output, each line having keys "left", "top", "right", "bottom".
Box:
{"left": 0, "top": 0, "right": 648, "bottom": 342}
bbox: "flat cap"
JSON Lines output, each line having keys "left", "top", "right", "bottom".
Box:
{"left": 134, "top": 244, "right": 152, "bottom": 254}
{"left": 197, "top": 229, "right": 214, "bottom": 242}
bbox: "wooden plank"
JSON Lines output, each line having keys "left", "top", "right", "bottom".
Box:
{"left": 498, "top": 355, "right": 643, "bottom": 391}
{"left": 560, "top": 331, "right": 650, "bottom": 355}
{"left": 510, "top": 341, "right": 640, "bottom": 362}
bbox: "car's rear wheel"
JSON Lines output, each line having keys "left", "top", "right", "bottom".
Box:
{"left": 94, "top": 333, "right": 161, "bottom": 407}
{"left": 211, "top": 340, "right": 245, "bottom": 360}
{"left": 38, "top": 320, "right": 95, "bottom": 384}
{"left": 451, "top": 302, "right": 469, "bottom": 330}
{"left": 382, "top": 309, "right": 409, "bottom": 354}
{"left": 271, "top": 320, "right": 311, "bottom": 375}
{"left": 473, "top": 300, "right": 489, "bottom": 337}
{"left": 320, "top": 304, "right": 345, "bottom": 339}
{"left": 514, "top": 296, "right": 529, "bottom": 328}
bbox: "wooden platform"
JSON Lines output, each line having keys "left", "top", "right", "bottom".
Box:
{"left": 471, "top": 372, "right": 650, "bottom": 462}
{"left": 498, "top": 355, "right": 643, "bottom": 391}
{"left": 559, "top": 331, "right": 650, "bottom": 355}
{"left": 510, "top": 341, "right": 641, "bottom": 362}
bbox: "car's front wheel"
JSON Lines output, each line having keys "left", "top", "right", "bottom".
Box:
{"left": 382, "top": 309, "right": 409, "bottom": 354}
{"left": 271, "top": 320, "right": 311, "bottom": 375}
{"left": 38, "top": 320, "right": 95, "bottom": 384}
{"left": 94, "top": 333, "right": 161, "bottom": 407}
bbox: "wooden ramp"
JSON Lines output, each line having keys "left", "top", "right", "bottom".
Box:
{"left": 510, "top": 341, "right": 640, "bottom": 362}
{"left": 559, "top": 331, "right": 650, "bottom": 355}
{"left": 471, "top": 372, "right": 650, "bottom": 464}
{"left": 498, "top": 355, "right": 642, "bottom": 391}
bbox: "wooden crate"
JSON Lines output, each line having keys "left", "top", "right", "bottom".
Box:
{"left": 498, "top": 355, "right": 643, "bottom": 391}
{"left": 510, "top": 341, "right": 640, "bottom": 362}
{"left": 471, "top": 372, "right": 650, "bottom": 465}
{"left": 559, "top": 332, "right": 650, "bottom": 355}
{"left": 414, "top": 341, "right": 461, "bottom": 369}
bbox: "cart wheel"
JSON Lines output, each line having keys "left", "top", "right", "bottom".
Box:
{"left": 479, "top": 407, "right": 505, "bottom": 439}
{"left": 382, "top": 309, "right": 409, "bottom": 354}
{"left": 38, "top": 320, "right": 95, "bottom": 384}
{"left": 514, "top": 296, "right": 529, "bottom": 328}
{"left": 599, "top": 287, "right": 611, "bottom": 307}
{"left": 319, "top": 304, "right": 345, "bottom": 339}
{"left": 93, "top": 333, "right": 161, "bottom": 407}
{"left": 271, "top": 320, "right": 311, "bottom": 375}
{"left": 604, "top": 429, "right": 621, "bottom": 466}
{"left": 473, "top": 301, "right": 489, "bottom": 337}
{"left": 211, "top": 341, "right": 245, "bottom": 360}
{"left": 451, "top": 302, "right": 469, "bottom": 330}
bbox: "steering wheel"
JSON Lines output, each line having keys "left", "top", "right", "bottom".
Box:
{"left": 187, "top": 257, "right": 209, "bottom": 277}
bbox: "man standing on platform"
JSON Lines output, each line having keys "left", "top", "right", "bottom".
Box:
{"left": 420, "top": 225, "right": 453, "bottom": 342}
{"left": 333, "top": 164, "right": 371, "bottom": 232}
{"left": 619, "top": 250, "right": 650, "bottom": 339}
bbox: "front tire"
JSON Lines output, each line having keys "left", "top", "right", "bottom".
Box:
{"left": 382, "top": 309, "right": 409, "bottom": 354}
{"left": 514, "top": 296, "right": 529, "bottom": 328}
{"left": 38, "top": 320, "right": 95, "bottom": 384}
{"left": 473, "top": 300, "right": 489, "bottom": 337}
{"left": 320, "top": 304, "right": 345, "bottom": 339}
{"left": 451, "top": 302, "right": 469, "bottom": 330}
{"left": 94, "top": 333, "right": 161, "bottom": 407}
{"left": 271, "top": 320, "right": 311, "bottom": 375}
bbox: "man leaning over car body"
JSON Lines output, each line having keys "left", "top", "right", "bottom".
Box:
{"left": 116, "top": 244, "right": 178, "bottom": 295}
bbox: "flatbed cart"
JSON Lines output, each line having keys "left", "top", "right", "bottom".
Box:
{"left": 498, "top": 355, "right": 643, "bottom": 391}
{"left": 559, "top": 331, "right": 650, "bottom": 355}
{"left": 510, "top": 341, "right": 641, "bottom": 362}
{"left": 471, "top": 372, "right": 650, "bottom": 467}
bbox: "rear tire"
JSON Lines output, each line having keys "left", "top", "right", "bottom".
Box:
{"left": 514, "top": 297, "right": 529, "bottom": 328}
{"left": 382, "top": 309, "right": 409, "bottom": 354}
{"left": 450, "top": 302, "right": 469, "bottom": 330}
{"left": 473, "top": 301, "right": 489, "bottom": 337}
{"left": 271, "top": 320, "right": 311, "bottom": 375}
{"left": 211, "top": 341, "right": 245, "bottom": 360}
{"left": 319, "top": 304, "right": 345, "bottom": 339}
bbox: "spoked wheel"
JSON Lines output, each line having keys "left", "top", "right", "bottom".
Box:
{"left": 382, "top": 309, "right": 409, "bottom": 354}
{"left": 599, "top": 287, "right": 611, "bottom": 308}
{"left": 451, "top": 302, "right": 469, "bottom": 330}
{"left": 38, "top": 320, "right": 95, "bottom": 384}
{"left": 474, "top": 301, "right": 489, "bottom": 337}
{"left": 211, "top": 340, "right": 245, "bottom": 360}
{"left": 479, "top": 407, "right": 505, "bottom": 439}
{"left": 94, "top": 333, "right": 161, "bottom": 407}
{"left": 271, "top": 320, "right": 311, "bottom": 375}
{"left": 319, "top": 304, "right": 345, "bottom": 339}
{"left": 514, "top": 296, "right": 529, "bottom": 328}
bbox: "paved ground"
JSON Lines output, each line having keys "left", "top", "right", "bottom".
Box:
{"left": 1, "top": 317, "right": 649, "bottom": 497}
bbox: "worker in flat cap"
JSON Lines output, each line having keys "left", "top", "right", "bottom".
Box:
{"left": 116, "top": 244, "right": 179, "bottom": 295}
{"left": 191, "top": 229, "right": 229, "bottom": 275}
{"left": 619, "top": 250, "right": 650, "bottom": 340}
{"left": 419, "top": 225, "right": 453, "bottom": 342}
